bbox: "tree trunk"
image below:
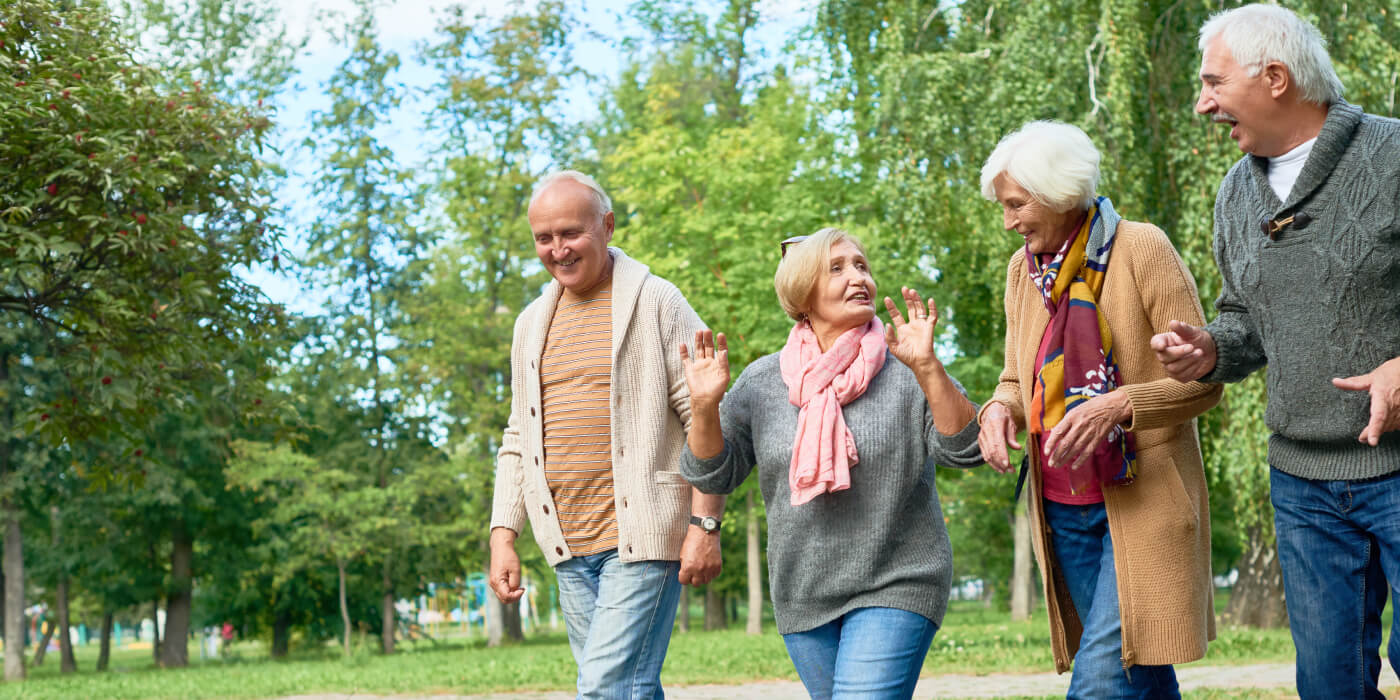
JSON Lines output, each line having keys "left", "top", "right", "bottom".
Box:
{"left": 1224, "top": 524, "right": 1288, "bottom": 628}
{"left": 338, "top": 559, "right": 351, "bottom": 657}
{"left": 677, "top": 586, "right": 690, "bottom": 633}
{"left": 97, "top": 612, "right": 113, "bottom": 671}
{"left": 160, "top": 523, "right": 193, "bottom": 668}
{"left": 151, "top": 599, "right": 161, "bottom": 663}
{"left": 703, "top": 587, "right": 725, "bottom": 630}
{"left": 31, "top": 618, "right": 54, "bottom": 667}
{"left": 1011, "top": 496, "right": 1035, "bottom": 621}
{"left": 55, "top": 577, "right": 75, "bottom": 673}
{"left": 3, "top": 498, "right": 26, "bottom": 680}
{"left": 381, "top": 560, "right": 395, "bottom": 655}
{"left": 745, "top": 491, "right": 762, "bottom": 635}
{"left": 271, "top": 608, "right": 291, "bottom": 659}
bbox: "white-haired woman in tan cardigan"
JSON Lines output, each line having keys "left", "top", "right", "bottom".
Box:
{"left": 977, "top": 121, "right": 1222, "bottom": 699}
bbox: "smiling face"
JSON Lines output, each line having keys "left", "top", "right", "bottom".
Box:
{"left": 1196, "top": 36, "right": 1286, "bottom": 156}
{"left": 992, "top": 175, "right": 1084, "bottom": 255}
{"left": 806, "top": 239, "right": 877, "bottom": 339}
{"left": 529, "top": 180, "right": 614, "bottom": 294}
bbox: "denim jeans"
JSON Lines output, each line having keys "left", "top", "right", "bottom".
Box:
{"left": 1044, "top": 500, "right": 1180, "bottom": 699}
{"left": 781, "top": 606, "right": 937, "bottom": 700}
{"left": 554, "top": 549, "right": 682, "bottom": 700}
{"left": 1270, "top": 467, "right": 1400, "bottom": 700}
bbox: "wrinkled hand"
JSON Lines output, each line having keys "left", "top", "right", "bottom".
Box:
{"left": 677, "top": 526, "right": 721, "bottom": 585}
{"left": 488, "top": 528, "right": 525, "bottom": 604}
{"left": 680, "top": 330, "right": 730, "bottom": 411}
{"left": 1332, "top": 357, "right": 1400, "bottom": 446}
{"left": 1043, "top": 392, "right": 1132, "bottom": 470}
{"left": 1150, "top": 320, "right": 1217, "bottom": 382}
{"left": 978, "top": 401, "right": 1022, "bottom": 474}
{"left": 884, "top": 287, "right": 941, "bottom": 374}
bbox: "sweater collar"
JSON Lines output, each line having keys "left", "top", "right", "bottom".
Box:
{"left": 1248, "top": 100, "right": 1363, "bottom": 213}
{"left": 532, "top": 247, "right": 650, "bottom": 363}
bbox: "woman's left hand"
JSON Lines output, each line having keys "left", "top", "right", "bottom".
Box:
{"left": 1043, "top": 392, "right": 1133, "bottom": 470}
{"left": 884, "top": 286, "right": 942, "bottom": 374}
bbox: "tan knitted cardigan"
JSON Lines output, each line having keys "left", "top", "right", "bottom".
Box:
{"left": 491, "top": 248, "right": 705, "bottom": 566}
{"left": 981, "top": 221, "right": 1222, "bottom": 672}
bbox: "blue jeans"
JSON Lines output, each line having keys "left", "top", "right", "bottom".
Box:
{"left": 1271, "top": 467, "right": 1400, "bottom": 700}
{"left": 1044, "top": 500, "right": 1180, "bottom": 699}
{"left": 781, "top": 606, "right": 937, "bottom": 700}
{"left": 554, "top": 550, "right": 682, "bottom": 700}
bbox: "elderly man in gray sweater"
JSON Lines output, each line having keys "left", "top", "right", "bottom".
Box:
{"left": 1152, "top": 6, "right": 1400, "bottom": 699}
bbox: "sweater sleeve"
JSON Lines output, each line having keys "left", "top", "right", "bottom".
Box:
{"left": 927, "top": 374, "right": 984, "bottom": 469}
{"left": 490, "top": 320, "right": 529, "bottom": 534}
{"left": 681, "top": 362, "right": 759, "bottom": 495}
{"left": 1202, "top": 179, "right": 1268, "bottom": 383}
{"left": 980, "top": 253, "right": 1028, "bottom": 429}
{"left": 658, "top": 279, "right": 708, "bottom": 431}
{"left": 1115, "top": 225, "right": 1224, "bottom": 431}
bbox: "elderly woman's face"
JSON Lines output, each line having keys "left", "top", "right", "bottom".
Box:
{"left": 992, "top": 175, "right": 1083, "bottom": 255}
{"left": 807, "top": 240, "right": 877, "bottom": 334}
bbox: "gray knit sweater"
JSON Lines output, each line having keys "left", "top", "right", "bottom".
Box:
{"left": 681, "top": 351, "right": 983, "bottom": 634}
{"left": 1203, "top": 101, "right": 1400, "bottom": 480}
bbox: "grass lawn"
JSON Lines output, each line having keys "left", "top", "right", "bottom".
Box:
{"left": 0, "top": 596, "right": 1304, "bottom": 699}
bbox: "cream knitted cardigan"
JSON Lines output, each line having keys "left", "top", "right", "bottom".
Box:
{"left": 491, "top": 248, "right": 706, "bottom": 566}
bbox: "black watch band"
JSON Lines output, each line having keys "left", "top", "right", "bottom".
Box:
{"left": 690, "top": 515, "right": 721, "bottom": 533}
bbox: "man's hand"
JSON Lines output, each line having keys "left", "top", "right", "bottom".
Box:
{"left": 978, "top": 401, "right": 1022, "bottom": 474}
{"left": 1333, "top": 357, "right": 1400, "bottom": 446}
{"left": 488, "top": 527, "right": 525, "bottom": 604}
{"left": 1151, "top": 320, "right": 1218, "bottom": 382}
{"left": 677, "top": 525, "right": 721, "bottom": 586}
{"left": 1043, "top": 392, "right": 1133, "bottom": 470}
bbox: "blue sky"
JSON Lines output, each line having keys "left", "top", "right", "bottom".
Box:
{"left": 244, "top": 0, "right": 813, "bottom": 313}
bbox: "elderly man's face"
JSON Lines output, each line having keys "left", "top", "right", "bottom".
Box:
{"left": 529, "top": 181, "right": 614, "bottom": 294}
{"left": 1196, "top": 37, "right": 1282, "bottom": 156}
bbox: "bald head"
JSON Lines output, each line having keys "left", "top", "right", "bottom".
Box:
{"left": 529, "top": 174, "right": 615, "bottom": 294}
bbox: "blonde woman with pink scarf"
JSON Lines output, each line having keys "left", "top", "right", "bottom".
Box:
{"left": 679, "top": 228, "right": 983, "bottom": 700}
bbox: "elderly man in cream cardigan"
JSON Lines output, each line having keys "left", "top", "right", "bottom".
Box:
{"left": 488, "top": 170, "right": 725, "bottom": 700}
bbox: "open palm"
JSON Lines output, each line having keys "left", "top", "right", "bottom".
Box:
{"left": 680, "top": 330, "right": 730, "bottom": 408}
{"left": 884, "top": 286, "right": 941, "bottom": 371}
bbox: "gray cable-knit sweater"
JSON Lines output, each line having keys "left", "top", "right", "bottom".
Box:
{"left": 681, "top": 351, "right": 982, "bottom": 635}
{"left": 1203, "top": 101, "right": 1400, "bottom": 480}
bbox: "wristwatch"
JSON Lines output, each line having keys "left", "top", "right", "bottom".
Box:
{"left": 689, "top": 515, "right": 721, "bottom": 534}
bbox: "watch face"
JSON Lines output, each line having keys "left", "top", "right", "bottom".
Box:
{"left": 702, "top": 516, "right": 719, "bottom": 532}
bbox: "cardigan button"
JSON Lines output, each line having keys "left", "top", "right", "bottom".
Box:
{"left": 626, "top": 545, "right": 633, "bottom": 554}
{"left": 622, "top": 498, "right": 629, "bottom": 508}
{"left": 555, "top": 546, "right": 563, "bottom": 556}
{"left": 534, "top": 457, "right": 539, "bottom": 465}
{"left": 530, "top": 407, "right": 536, "bottom": 416}
{"left": 542, "top": 504, "right": 550, "bottom": 515}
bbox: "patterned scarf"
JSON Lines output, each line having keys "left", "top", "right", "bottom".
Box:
{"left": 779, "top": 318, "right": 887, "bottom": 506}
{"left": 1027, "top": 196, "right": 1136, "bottom": 493}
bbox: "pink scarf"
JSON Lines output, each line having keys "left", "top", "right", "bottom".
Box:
{"left": 779, "top": 318, "right": 888, "bottom": 506}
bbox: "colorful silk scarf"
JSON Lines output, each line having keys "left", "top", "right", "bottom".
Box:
{"left": 1027, "top": 196, "right": 1136, "bottom": 493}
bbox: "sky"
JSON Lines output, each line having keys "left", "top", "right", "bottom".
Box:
{"left": 241, "top": 0, "right": 815, "bottom": 314}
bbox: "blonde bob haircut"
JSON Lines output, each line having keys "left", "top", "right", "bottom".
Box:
{"left": 979, "top": 121, "right": 1101, "bottom": 213}
{"left": 773, "top": 227, "right": 869, "bottom": 322}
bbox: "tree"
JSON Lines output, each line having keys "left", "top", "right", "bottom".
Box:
{"left": 1, "top": 0, "right": 282, "bottom": 678}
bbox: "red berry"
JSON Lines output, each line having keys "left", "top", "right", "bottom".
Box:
{"left": 88, "top": 153, "right": 95, "bottom": 159}
{"left": 149, "top": 312, "right": 157, "bottom": 319}
{"left": 118, "top": 230, "right": 127, "bottom": 236}
{"left": 47, "top": 183, "right": 57, "bottom": 195}
{"left": 254, "top": 398, "right": 262, "bottom": 406}
{"left": 48, "top": 104, "right": 57, "bottom": 110}
{"left": 61, "top": 90, "right": 70, "bottom": 99}
{"left": 134, "top": 449, "right": 143, "bottom": 457}
{"left": 73, "top": 73, "right": 81, "bottom": 80}
{"left": 40, "top": 414, "right": 50, "bottom": 421}
{"left": 101, "top": 376, "right": 112, "bottom": 385}
{"left": 130, "top": 155, "right": 138, "bottom": 163}
{"left": 136, "top": 213, "right": 147, "bottom": 224}
{"left": 13, "top": 81, "right": 24, "bottom": 87}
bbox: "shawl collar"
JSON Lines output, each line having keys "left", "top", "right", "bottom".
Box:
{"left": 1248, "top": 100, "right": 1363, "bottom": 216}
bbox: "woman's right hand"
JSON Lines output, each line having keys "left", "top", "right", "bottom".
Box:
{"left": 978, "top": 401, "right": 1023, "bottom": 474}
{"left": 680, "top": 330, "right": 730, "bottom": 410}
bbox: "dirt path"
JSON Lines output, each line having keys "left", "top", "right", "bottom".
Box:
{"left": 276, "top": 661, "right": 1323, "bottom": 699}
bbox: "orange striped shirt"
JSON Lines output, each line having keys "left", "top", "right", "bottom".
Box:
{"left": 540, "top": 280, "right": 617, "bottom": 556}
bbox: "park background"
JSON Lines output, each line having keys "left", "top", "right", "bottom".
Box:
{"left": 3, "top": 0, "right": 1398, "bottom": 697}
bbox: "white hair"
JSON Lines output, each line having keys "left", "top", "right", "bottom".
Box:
{"left": 1199, "top": 4, "right": 1343, "bottom": 106}
{"left": 979, "top": 121, "right": 1100, "bottom": 213}
{"left": 529, "top": 170, "right": 613, "bottom": 217}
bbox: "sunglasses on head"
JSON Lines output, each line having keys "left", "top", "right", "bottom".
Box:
{"left": 780, "top": 235, "right": 809, "bottom": 258}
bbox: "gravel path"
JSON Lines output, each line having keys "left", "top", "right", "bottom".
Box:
{"left": 275, "top": 661, "right": 1348, "bottom": 699}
